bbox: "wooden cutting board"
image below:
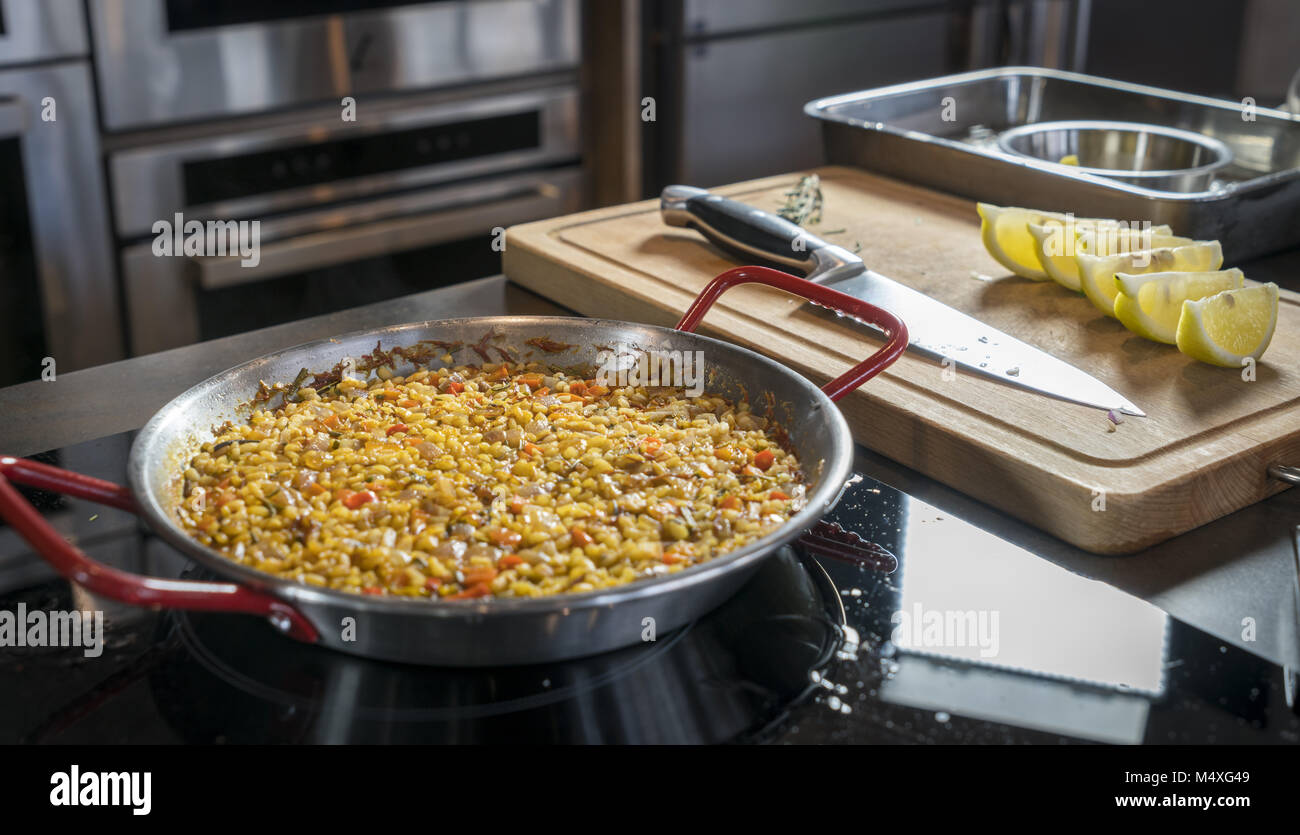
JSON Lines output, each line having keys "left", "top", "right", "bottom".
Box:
{"left": 503, "top": 166, "right": 1300, "bottom": 553}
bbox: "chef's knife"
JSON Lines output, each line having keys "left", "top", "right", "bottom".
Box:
{"left": 661, "top": 185, "right": 1144, "bottom": 417}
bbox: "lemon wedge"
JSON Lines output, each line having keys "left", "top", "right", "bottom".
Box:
{"left": 1028, "top": 220, "right": 1176, "bottom": 291}
{"left": 1077, "top": 241, "right": 1224, "bottom": 317}
{"left": 1113, "top": 269, "right": 1245, "bottom": 344}
{"left": 1176, "top": 283, "right": 1279, "bottom": 366}
{"left": 977, "top": 203, "right": 1069, "bottom": 280}
{"left": 1077, "top": 226, "right": 1185, "bottom": 255}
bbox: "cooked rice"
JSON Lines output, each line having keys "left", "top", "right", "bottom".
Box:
{"left": 175, "top": 360, "right": 803, "bottom": 599}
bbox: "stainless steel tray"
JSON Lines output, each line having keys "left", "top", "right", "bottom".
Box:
{"left": 806, "top": 67, "right": 1300, "bottom": 260}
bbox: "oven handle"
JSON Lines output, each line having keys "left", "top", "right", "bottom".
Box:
{"left": 191, "top": 179, "right": 573, "bottom": 290}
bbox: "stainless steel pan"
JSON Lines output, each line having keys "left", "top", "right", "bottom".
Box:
{"left": 0, "top": 268, "right": 906, "bottom": 666}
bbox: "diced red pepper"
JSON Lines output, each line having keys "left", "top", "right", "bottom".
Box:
{"left": 343, "top": 490, "right": 377, "bottom": 509}
{"left": 769, "top": 490, "right": 791, "bottom": 501}
{"left": 498, "top": 554, "right": 525, "bottom": 569}
{"left": 753, "top": 449, "right": 775, "bottom": 471}
{"left": 386, "top": 423, "right": 409, "bottom": 436}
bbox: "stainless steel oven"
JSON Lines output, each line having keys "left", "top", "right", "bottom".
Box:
{"left": 0, "top": 0, "right": 123, "bottom": 386}
{"left": 113, "top": 82, "right": 582, "bottom": 355}
{"left": 88, "top": 0, "right": 581, "bottom": 131}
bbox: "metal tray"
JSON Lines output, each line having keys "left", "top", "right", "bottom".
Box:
{"left": 806, "top": 67, "right": 1300, "bottom": 260}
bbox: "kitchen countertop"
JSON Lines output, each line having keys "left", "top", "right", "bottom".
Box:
{"left": 1, "top": 275, "right": 1297, "bottom": 671}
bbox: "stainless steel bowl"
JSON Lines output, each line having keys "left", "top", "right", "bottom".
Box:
{"left": 997, "top": 119, "right": 1233, "bottom": 192}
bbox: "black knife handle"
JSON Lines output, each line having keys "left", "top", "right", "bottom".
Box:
{"left": 661, "top": 185, "right": 827, "bottom": 273}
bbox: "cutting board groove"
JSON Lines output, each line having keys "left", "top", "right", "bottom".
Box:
{"left": 504, "top": 166, "right": 1299, "bottom": 553}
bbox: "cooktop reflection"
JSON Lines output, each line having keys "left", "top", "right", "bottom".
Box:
{"left": 1, "top": 432, "right": 1298, "bottom": 744}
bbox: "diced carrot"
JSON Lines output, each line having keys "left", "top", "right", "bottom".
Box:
{"left": 662, "top": 552, "right": 687, "bottom": 565}
{"left": 769, "top": 490, "right": 791, "bottom": 501}
{"left": 304, "top": 482, "right": 328, "bottom": 498}
{"left": 321, "top": 413, "right": 341, "bottom": 429}
{"left": 523, "top": 442, "right": 541, "bottom": 457}
{"left": 570, "top": 526, "right": 593, "bottom": 546}
{"left": 445, "top": 381, "right": 465, "bottom": 394}
{"left": 719, "top": 495, "right": 741, "bottom": 510}
{"left": 518, "top": 372, "right": 544, "bottom": 389}
{"left": 449, "top": 583, "right": 492, "bottom": 599}
{"left": 488, "top": 366, "right": 510, "bottom": 381}
{"left": 753, "top": 449, "right": 776, "bottom": 471}
{"left": 585, "top": 384, "right": 608, "bottom": 397}
{"left": 461, "top": 566, "right": 498, "bottom": 586}
{"left": 362, "top": 586, "right": 384, "bottom": 596}
{"left": 534, "top": 386, "right": 550, "bottom": 397}
{"left": 386, "top": 423, "right": 409, "bottom": 436}
{"left": 640, "top": 437, "right": 663, "bottom": 458}
{"left": 488, "top": 527, "right": 522, "bottom": 548}
{"left": 398, "top": 399, "right": 419, "bottom": 408}
{"left": 498, "top": 554, "right": 525, "bottom": 569}
{"left": 424, "top": 577, "right": 443, "bottom": 591}
{"left": 568, "top": 381, "right": 588, "bottom": 397}
{"left": 508, "top": 495, "right": 526, "bottom": 514}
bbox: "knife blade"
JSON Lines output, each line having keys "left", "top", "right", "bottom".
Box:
{"left": 661, "top": 185, "right": 1144, "bottom": 417}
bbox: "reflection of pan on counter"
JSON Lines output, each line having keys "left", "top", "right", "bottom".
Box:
{"left": 142, "top": 547, "right": 842, "bottom": 744}
{"left": 0, "top": 268, "right": 906, "bottom": 667}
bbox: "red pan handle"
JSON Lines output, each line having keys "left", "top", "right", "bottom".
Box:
{"left": 0, "top": 456, "right": 319, "bottom": 643}
{"left": 675, "top": 266, "right": 908, "bottom": 402}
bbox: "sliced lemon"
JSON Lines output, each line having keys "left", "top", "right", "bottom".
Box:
{"left": 1076, "top": 241, "right": 1224, "bottom": 317}
{"left": 1176, "top": 283, "right": 1279, "bottom": 367}
{"left": 1113, "top": 269, "right": 1245, "bottom": 344}
{"left": 1028, "top": 220, "right": 1176, "bottom": 291}
{"left": 977, "top": 203, "right": 1068, "bottom": 280}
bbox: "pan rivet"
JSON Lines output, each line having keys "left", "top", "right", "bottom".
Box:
{"left": 268, "top": 612, "right": 292, "bottom": 633}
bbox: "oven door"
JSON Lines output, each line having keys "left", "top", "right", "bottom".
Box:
{"left": 121, "top": 167, "right": 583, "bottom": 355}
{"left": 0, "top": 63, "right": 123, "bottom": 383}
{"left": 88, "top": 0, "right": 580, "bottom": 131}
{"left": 109, "top": 84, "right": 579, "bottom": 240}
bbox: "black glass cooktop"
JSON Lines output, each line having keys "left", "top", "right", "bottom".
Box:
{"left": 2, "top": 432, "right": 1298, "bottom": 744}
